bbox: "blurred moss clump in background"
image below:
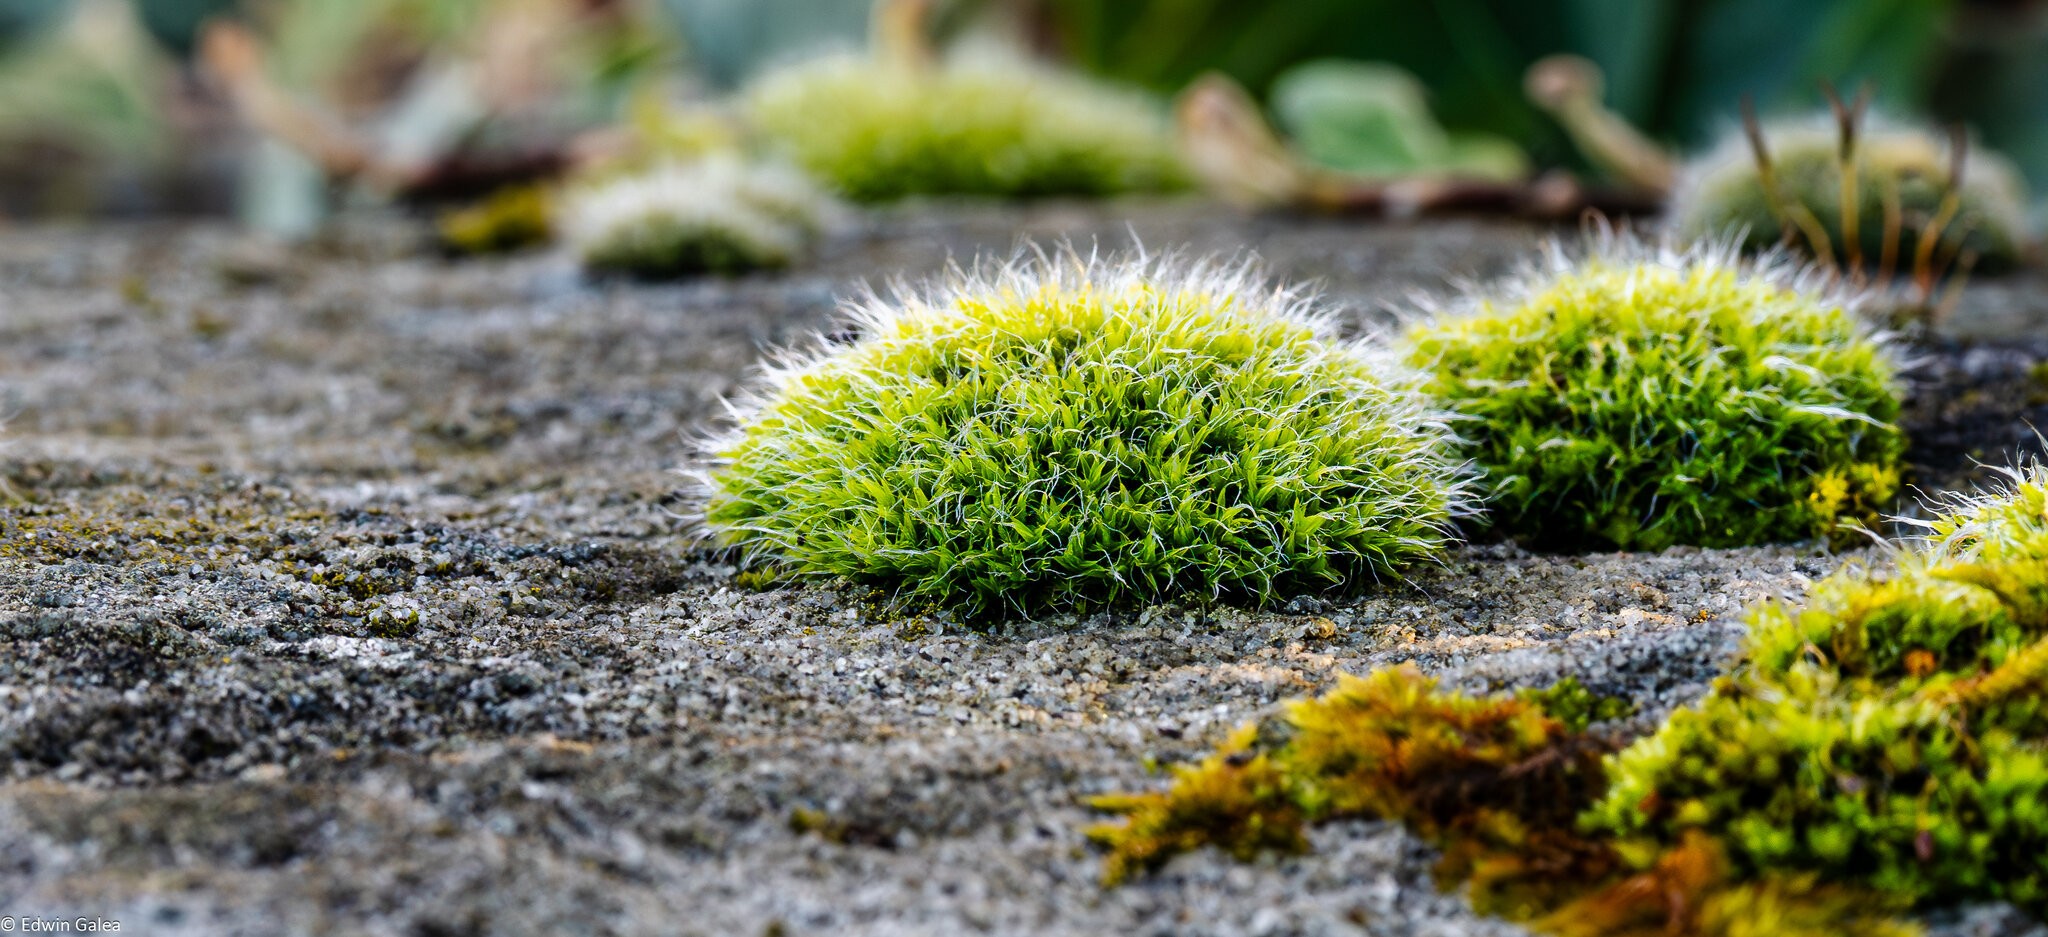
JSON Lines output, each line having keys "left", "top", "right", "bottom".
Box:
{"left": 436, "top": 182, "right": 551, "bottom": 254}
{"left": 737, "top": 0, "right": 1186, "bottom": 202}
{"left": 562, "top": 156, "right": 835, "bottom": 277}
{"left": 747, "top": 52, "right": 1187, "bottom": 201}
{"left": 432, "top": 92, "right": 752, "bottom": 256}
{"left": 1671, "top": 113, "right": 2032, "bottom": 272}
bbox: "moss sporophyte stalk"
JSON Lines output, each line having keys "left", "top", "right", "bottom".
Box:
{"left": 1403, "top": 234, "right": 1903, "bottom": 552}
{"left": 1670, "top": 112, "right": 2030, "bottom": 275}
{"left": 1089, "top": 463, "right": 2048, "bottom": 937}
{"left": 697, "top": 249, "right": 1470, "bottom": 620}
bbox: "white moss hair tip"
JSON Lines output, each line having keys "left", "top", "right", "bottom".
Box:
{"left": 714, "top": 243, "right": 1457, "bottom": 447}
{"left": 688, "top": 244, "right": 1476, "bottom": 616}
{"left": 1413, "top": 227, "right": 1885, "bottom": 334}
{"left": 1410, "top": 226, "right": 1910, "bottom": 392}
{"left": 1906, "top": 456, "right": 2048, "bottom": 560}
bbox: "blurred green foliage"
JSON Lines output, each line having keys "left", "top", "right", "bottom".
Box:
{"left": 658, "top": 0, "right": 869, "bottom": 89}
{"left": 1934, "top": 7, "right": 2048, "bottom": 207}
{"left": 0, "top": 0, "right": 234, "bottom": 54}
{"left": 0, "top": 0, "right": 64, "bottom": 49}
{"left": 3, "top": 0, "right": 2045, "bottom": 215}
{"left": 0, "top": 0, "right": 177, "bottom": 214}
{"left": 1045, "top": 0, "right": 1957, "bottom": 166}
{"left": 1269, "top": 59, "right": 1526, "bottom": 180}
{"left": 126, "top": 0, "right": 230, "bottom": 55}
{"left": 650, "top": 0, "right": 2048, "bottom": 191}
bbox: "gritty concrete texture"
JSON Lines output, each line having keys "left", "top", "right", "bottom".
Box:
{"left": 0, "top": 202, "right": 2045, "bottom": 937}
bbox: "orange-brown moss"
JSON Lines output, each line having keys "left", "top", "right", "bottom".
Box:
{"left": 1535, "top": 833, "right": 1917, "bottom": 937}
{"left": 1088, "top": 665, "right": 1928, "bottom": 935}
{"left": 1086, "top": 724, "right": 1306, "bottom": 885}
{"left": 1098, "top": 475, "right": 2048, "bottom": 933}
{"left": 1087, "top": 666, "right": 1616, "bottom": 905}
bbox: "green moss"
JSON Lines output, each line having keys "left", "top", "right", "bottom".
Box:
{"left": 703, "top": 251, "right": 1466, "bottom": 619}
{"left": 1587, "top": 664, "right": 2048, "bottom": 911}
{"left": 1088, "top": 666, "right": 1927, "bottom": 934}
{"left": 1403, "top": 238, "right": 1903, "bottom": 551}
{"left": 437, "top": 185, "right": 554, "bottom": 255}
{"left": 563, "top": 157, "right": 833, "bottom": 279}
{"left": 732, "top": 567, "right": 786, "bottom": 592}
{"left": 1534, "top": 833, "right": 1921, "bottom": 937}
{"left": 1087, "top": 667, "right": 1611, "bottom": 894}
{"left": 1919, "top": 463, "right": 2048, "bottom": 563}
{"left": 1087, "top": 667, "right": 1928, "bottom": 934}
{"left": 1590, "top": 465, "right": 2048, "bottom": 914}
{"left": 1088, "top": 469, "right": 2048, "bottom": 931}
{"left": 1089, "top": 666, "right": 1630, "bottom": 916}
{"left": 366, "top": 605, "right": 420, "bottom": 638}
{"left": 1518, "top": 676, "right": 1634, "bottom": 733}
{"left": 745, "top": 54, "right": 1187, "bottom": 201}
{"left": 1087, "top": 724, "right": 1309, "bottom": 884}
{"left": 1671, "top": 115, "right": 2030, "bottom": 273}
{"left": 307, "top": 567, "right": 399, "bottom": 601}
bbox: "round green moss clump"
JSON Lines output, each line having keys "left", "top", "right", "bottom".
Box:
{"left": 1670, "top": 115, "right": 2031, "bottom": 271}
{"left": 562, "top": 157, "right": 834, "bottom": 278}
{"left": 702, "top": 252, "right": 1467, "bottom": 618}
{"left": 744, "top": 54, "right": 1187, "bottom": 201}
{"left": 1403, "top": 238, "right": 1903, "bottom": 551}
